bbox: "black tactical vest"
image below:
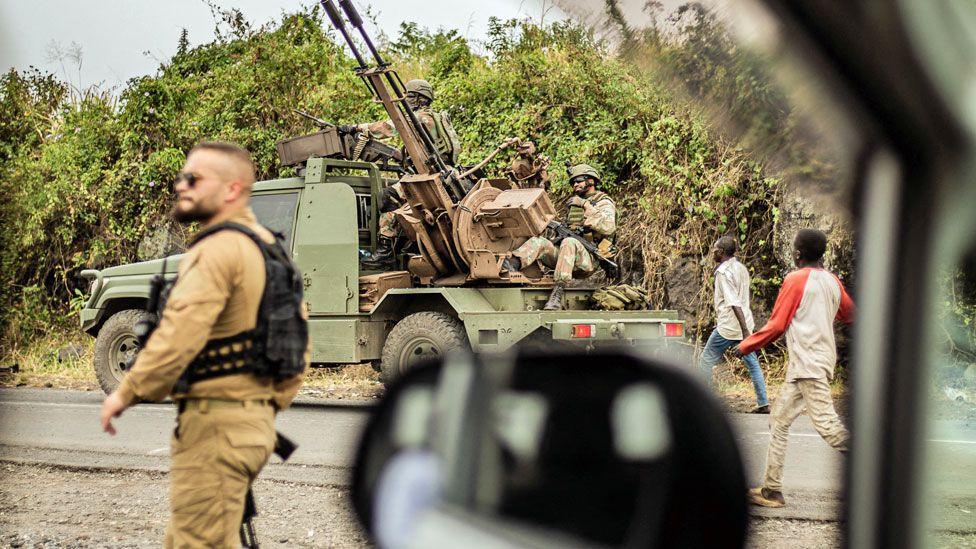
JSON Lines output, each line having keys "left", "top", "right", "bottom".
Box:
{"left": 172, "top": 222, "right": 308, "bottom": 392}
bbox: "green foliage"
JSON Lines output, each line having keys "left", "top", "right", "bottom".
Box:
{"left": 0, "top": 5, "right": 791, "bottom": 350}
{"left": 940, "top": 265, "right": 976, "bottom": 365}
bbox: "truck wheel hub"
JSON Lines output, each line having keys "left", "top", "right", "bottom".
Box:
{"left": 110, "top": 334, "right": 139, "bottom": 379}
{"left": 400, "top": 337, "right": 440, "bottom": 368}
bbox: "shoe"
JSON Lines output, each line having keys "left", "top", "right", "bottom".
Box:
{"left": 361, "top": 236, "right": 396, "bottom": 270}
{"left": 751, "top": 405, "right": 770, "bottom": 414}
{"left": 502, "top": 255, "right": 522, "bottom": 273}
{"left": 544, "top": 284, "right": 565, "bottom": 310}
{"left": 747, "top": 487, "right": 785, "bottom": 508}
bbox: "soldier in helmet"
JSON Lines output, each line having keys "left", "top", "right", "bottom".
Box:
{"left": 502, "top": 164, "right": 617, "bottom": 310}
{"left": 341, "top": 79, "right": 461, "bottom": 270}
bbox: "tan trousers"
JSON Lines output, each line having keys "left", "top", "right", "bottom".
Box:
{"left": 164, "top": 400, "right": 275, "bottom": 548}
{"left": 763, "top": 379, "right": 849, "bottom": 491}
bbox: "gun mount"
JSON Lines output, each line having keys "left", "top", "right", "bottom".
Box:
{"left": 275, "top": 111, "right": 404, "bottom": 173}
{"left": 322, "top": 0, "right": 558, "bottom": 285}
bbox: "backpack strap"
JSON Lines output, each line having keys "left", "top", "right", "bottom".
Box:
{"left": 174, "top": 221, "right": 283, "bottom": 393}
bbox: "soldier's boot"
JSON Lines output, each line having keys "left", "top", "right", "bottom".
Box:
{"left": 543, "top": 283, "right": 566, "bottom": 311}
{"left": 501, "top": 255, "right": 522, "bottom": 274}
{"left": 362, "top": 236, "right": 396, "bottom": 270}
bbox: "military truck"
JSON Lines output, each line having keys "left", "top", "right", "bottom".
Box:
{"left": 78, "top": 0, "right": 687, "bottom": 394}
{"left": 79, "top": 156, "right": 687, "bottom": 393}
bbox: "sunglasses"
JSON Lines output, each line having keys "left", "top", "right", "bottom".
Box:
{"left": 171, "top": 172, "right": 200, "bottom": 191}
{"left": 570, "top": 176, "right": 589, "bottom": 185}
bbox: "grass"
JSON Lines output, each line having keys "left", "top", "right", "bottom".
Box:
{"left": 3, "top": 332, "right": 850, "bottom": 409}
{"left": 0, "top": 331, "right": 99, "bottom": 391}
{"left": 0, "top": 330, "right": 386, "bottom": 399}
{"left": 300, "top": 363, "right": 385, "bottom": 400}
{"left": 710, "top": 353, "right": 849, "bottom": 413}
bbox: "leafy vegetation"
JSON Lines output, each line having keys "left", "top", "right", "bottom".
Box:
{"left": 0, "top": 3, "right": 841, "bottom": 363}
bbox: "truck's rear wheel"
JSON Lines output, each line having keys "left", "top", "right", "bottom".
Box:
{"left": 93, "top": 309, "right": 153, "bottom": 395}
{"left": 380, "top": 312, "right": 468, "bottom": 384}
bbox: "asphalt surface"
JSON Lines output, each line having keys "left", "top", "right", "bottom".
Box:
{"left": 0, "top": 388, "right": 973, "bottom": 531}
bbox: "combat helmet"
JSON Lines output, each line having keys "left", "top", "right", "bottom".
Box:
{"left": 405, "top": 79, "right": 434, "bottom": 102}
{"left": 568, "top": 164, "right": 601, "bottom": 187}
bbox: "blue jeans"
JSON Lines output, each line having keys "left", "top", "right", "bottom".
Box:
{"left": 699, "top": 328, "right": 769, "bottom": 407}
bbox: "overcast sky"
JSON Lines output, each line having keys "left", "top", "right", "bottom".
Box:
{"left": 0, "top": 0, "right": 560, "bottom": 90}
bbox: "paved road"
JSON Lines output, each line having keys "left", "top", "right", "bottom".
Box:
{"left": 1, "top": 388, "right": 973, "bottom": 529}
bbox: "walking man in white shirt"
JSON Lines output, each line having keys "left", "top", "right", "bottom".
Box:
{"left": 699, "top": 236, "right": 770, "bottom": 413}
{"left": 736, "top": 229, "right": 855, "bottom": 507}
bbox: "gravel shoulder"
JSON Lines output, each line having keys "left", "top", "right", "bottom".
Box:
{"left": 0, "top": 462, "right": 369, "bottom": 548}
{"left": 2, "top": 462, "right": 974, "bottom": 548}
{"left": 0, "top": 462, "right": 828, "bottom": 548}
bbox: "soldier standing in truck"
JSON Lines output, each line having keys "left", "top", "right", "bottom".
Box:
{"left": 340, "top": 79, "right": 461, "bottom": 270}
{"left": 502, "top": 164, "right": 617, "bottom": 310}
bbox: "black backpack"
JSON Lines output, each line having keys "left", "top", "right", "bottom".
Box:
{"left": 173, "top": 221, "right": 308, "bottom": 390}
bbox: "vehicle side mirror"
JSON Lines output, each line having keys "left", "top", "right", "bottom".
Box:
{"left": 351, "top": 349, "right": 748, "bottom": 549}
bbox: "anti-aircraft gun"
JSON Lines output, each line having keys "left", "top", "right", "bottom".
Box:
{"left": 321, "top": 0, "right": 558, "bottom": 285}
{"left": 77, "top": 0, "right": 688, "bottom": 394}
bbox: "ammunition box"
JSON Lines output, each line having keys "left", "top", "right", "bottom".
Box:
{"left": 478, "top": 188, "right": 556, "bottom": 239}
{"left": 359, "top": 271, "right": 412, "bottom": 311}
{"left": 275, "top": 129, "right": 345, "bottom": 167}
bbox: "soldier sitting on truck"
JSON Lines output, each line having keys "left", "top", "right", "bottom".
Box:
{"left": 340, "top": 79, "right": 461, "bottom": 270}
{"left": 502, "top": 164, "right": 617, "bottom": 310}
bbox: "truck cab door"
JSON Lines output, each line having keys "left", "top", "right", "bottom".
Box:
{"left": 292, "top": 182, "right": 360, "bottom": 314}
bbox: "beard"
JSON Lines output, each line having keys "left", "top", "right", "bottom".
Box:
{"left": 170, "top": 199, "right": 218, "bottom": 224}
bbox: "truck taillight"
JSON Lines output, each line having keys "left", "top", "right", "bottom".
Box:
{"left": 571, "top": 324, "right": 595, "bottom": 338}
{"left": 664, "top": 322, "right": 684, "bottom": 337}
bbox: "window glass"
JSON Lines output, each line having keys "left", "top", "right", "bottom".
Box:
{"left": 516, "top": 0, "right": 864, "bottom": 544}
{"left": 922, "top": 242, "right": 976, "bottom": 545}
{"left": 251, "top": 192, "right": 299, "bottom": 250}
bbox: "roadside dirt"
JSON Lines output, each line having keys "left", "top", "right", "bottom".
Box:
{"left": 0, "top": 462, "right": 370, "bottom": 548}
{"left": 1, "top": 462, "right": 974, "bottom": 547}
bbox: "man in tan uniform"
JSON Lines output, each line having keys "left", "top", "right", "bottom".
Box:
{"left": 100, "top": 142, "right": 307, "bottom": 547}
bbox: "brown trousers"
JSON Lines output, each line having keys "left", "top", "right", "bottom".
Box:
{"left": 763, "top": 378, "right": 849, "bottom": 492}
{"left": 164, "top": 400, "right": 275, "bottom": 548}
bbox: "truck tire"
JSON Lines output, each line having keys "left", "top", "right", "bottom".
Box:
{"left": 93, "top": 309, "right": 153, "bottom": 395}
{"left": 380, "top": 311, "right": 468, "bottom": 384}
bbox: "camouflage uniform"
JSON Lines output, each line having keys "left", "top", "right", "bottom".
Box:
{"left": 378, "top": 200, "right": 401, "bottom": 238}
{"left": 357, "top": 106, "right": 458, "bottom": 164}
{"left": 361, "top": 108, "right": 455, "bottom": 239}
{"left": 513, "top": 190, "right": 616, "bottom": 283}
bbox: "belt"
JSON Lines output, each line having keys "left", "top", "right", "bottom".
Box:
{"left": 180, "top": 398, "right": 272, "bottom": 412}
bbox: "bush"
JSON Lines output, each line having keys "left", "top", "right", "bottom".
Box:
{"left": 0, "top": 4, "right": 823, "bottom": 355}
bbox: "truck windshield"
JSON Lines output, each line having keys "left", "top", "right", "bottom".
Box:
{"left": 251, "top": 192, "right": 299, "bottom": 250}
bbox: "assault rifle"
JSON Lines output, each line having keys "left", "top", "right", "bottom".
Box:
{"left": 240, "top": 432, "right": 297, "bottom": 548}
{"left": 547, "top": 220, "right": 620, "bottom": 280}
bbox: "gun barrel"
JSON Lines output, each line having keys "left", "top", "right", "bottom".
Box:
{"left": 321, "top": 0, "right": 368, "bottom": 68}
{"left": 323, "top": 0, "right": 450, "bottom": 175}
{"left": 339, "top": 0, "right": 386, "bottom": 67}
{"left": 293, "top": 109, "right": 331, "bottom": 128}
{"left": 338, "top": 0, "right": 364, "bottom": 28}
{"left": 322, "top": 0, "right": 345, "bottom": 31}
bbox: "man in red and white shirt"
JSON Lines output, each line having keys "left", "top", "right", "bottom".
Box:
{"left": 735, "top": 229, "right": 855, "bottom": 507}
